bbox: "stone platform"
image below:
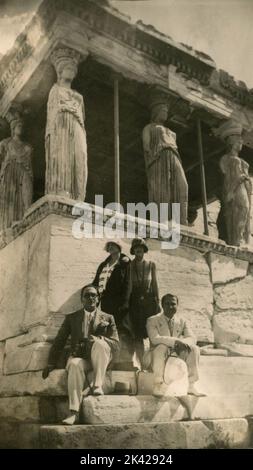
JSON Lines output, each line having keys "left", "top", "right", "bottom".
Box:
{"left": 1, "top": 199, "right": 253, "bottom": 448}
{"left": 1, "top": 356, "right": 253, "bottom": 399}
{"left": 0, "top": 419, "right": 251, "bottom": 449}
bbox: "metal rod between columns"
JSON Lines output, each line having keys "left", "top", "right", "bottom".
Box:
{"left": 114, "top": 78, "right": 120, "bottom": 204}
{"left": 197, "top": 118, "right": 209, "bottom": 236}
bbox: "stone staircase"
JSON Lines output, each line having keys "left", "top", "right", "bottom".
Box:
{"left": 1, "top": 356, "right": 253, "bottom": 449}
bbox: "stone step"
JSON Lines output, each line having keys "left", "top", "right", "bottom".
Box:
{"left": 1, "top": 418, "right": 252, "bottom": 449}
{"left": 139, "top": 356, "right": 253, "bottom": 395}
{"left": 0, "top": 396, "right": 68, "bottom": 423}
{"left": 0, "top": 369, "right": 137, "bottom": 397}
{"left": 81, "top": 394, "right": 253, "bottom": 425}
{"left": 39, "top": 419, "right": 251, "bottom": 449}
{"left": 2, "top": 356, "right": 253, "bottom": 399}
{"left": 2, "top": 392, "right": 253, "bottom": 426}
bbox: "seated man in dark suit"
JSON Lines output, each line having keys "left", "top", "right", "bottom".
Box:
{"left": 42, "top": 284, "right": 120, "bottom": 425}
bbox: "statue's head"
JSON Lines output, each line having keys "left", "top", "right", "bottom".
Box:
{"left": 226, "top": 134, "right": 243, "bottom": 154}
{"left": 11, "top": 118, "right": 23, "bottom": 136}
{"left": 57, "top": 60, "right": 78, "bottom": 82}
{"left": 51, "top": 47, "right": 81, "bottom": 82}
{"left": 215, "top": 120, "right": 243, "bottom": 154}
{"left": 151, "top": 103, "right": 168, "bottom": 124}
{"left": 149, "top": 91, "right": 169, "bottom": 124}
{"left": 5, "top": 105, "right": 24, "bottom": 137}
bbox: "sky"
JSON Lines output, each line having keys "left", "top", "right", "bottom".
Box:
{"left": 0, "top": 0, "right": 253, "bottom": 88}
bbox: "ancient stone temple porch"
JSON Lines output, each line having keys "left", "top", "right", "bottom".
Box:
{"left": 1, "top": 0, "right": 253, "bottom": 449}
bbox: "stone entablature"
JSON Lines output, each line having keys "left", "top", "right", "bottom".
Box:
{"left": 1, "top": 195, "right": 253, "bottom": 264}
{"left": 0, "top": 0, "right": 215, "bottom": 98}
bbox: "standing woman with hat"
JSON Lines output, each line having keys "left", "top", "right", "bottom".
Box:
{"left": 93, "top": 241, "right": 130, "bottom": 330}
{"left": 127, "top": 238, "right": 160, "bottom": 368}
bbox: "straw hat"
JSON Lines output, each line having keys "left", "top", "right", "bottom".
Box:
{"left": 130, "top": 237, "right": 149, "bottom": 255}
{"left": 104, "top": 240, "right": 122, "bottom": 252}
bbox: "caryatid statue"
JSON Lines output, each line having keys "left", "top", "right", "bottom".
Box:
{"left": 45, "top": 47, "right": 87, "bottom": 201}
{"left": 142, "top": 95, "right": 188, "bottom": 225}
{"left": 0, "top": 107, "right": 33, "bottom": 230}
{"left": 218, "top": 120, "right": 251, "bottom": 246}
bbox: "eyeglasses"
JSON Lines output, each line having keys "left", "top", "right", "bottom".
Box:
{"left": 83, "top": 293, "right": 97, "bottom": 298}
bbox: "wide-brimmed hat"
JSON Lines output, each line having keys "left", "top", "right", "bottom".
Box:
{"left": 130, "top": 237, "right": 149, "bottom": 255}
{"left": 104, "top": 240, "right": 122, "bottom": 252}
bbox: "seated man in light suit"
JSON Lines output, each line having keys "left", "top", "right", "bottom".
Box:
{"left": 145, "top": 293, "right": 205, "bottom": 397}
{"left": 42, "top": 284, "right": 120, "bottom": 425}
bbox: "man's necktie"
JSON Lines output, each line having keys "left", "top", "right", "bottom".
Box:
{"left": 88, "top": 313, "right": 95, "bottom": 336}
{"left": 168, "top": 319, "right": 173, "bottom": 336}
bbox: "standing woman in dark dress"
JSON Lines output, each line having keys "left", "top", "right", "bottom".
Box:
{"left": 93, "top": 241, "right": 130, "bottom": 331}
{"left": 127, "top": 238, "right": 160, "bottom": 368}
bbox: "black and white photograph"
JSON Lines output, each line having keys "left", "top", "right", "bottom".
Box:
{"left": 0, "top": 0, "right": 253, "bottom": 457}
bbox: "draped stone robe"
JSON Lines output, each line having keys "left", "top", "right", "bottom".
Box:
{"left": 220, "top": 153, "right": 251, "bottom": 246}
{"left": 142, "top": 123, "right": 188, "bottom": 225}
{"left": 45, "top": 83, "right": 88, "bottom": 201}
{"left": 0, "top": 137, "right": 33, "bottom": 230}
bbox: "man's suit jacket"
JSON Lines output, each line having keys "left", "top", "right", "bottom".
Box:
{"left": 48, "top": 308, "right": 120, "bottom": 367}
{"left": 146, "top": 312, "right": 196, "bottom": 349}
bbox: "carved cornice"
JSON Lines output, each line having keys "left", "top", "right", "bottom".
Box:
{"left": 214, "top": 70, "right": 253, "bottom": 110}
{"left": 0, "top": 0, "right": 216, "bottom": 102}
{"left": 1, "top": 195, "right": 253, "bottom": 264}
{"left": 59, "top": 0, "right": 215, "bottom": 85}
{"left": 0, "top": 0, "right": 57, "bottom": 100}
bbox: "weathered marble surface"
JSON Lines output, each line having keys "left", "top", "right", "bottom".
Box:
{"left": 39, "top": 418, "right": 250, "bottom": 449}
{"left": 208, "top": 252, "right": 249, "bottom": 285}
{"left": 0, "top": 230, "right": 29, "bottom": 340}
{"left": 0, "top": 370, "right": 67, "bottom": 397}
{"left": 82, "top": 393, "right": 253, "bottom": 425}
{"left": 2, "top": 357, "right": 253, "bottom": 398}
{"left": 147, "top": 239, "right": 214, "bottom": 342}
{"left": 213, "top": 274, "right": 253, "bottom": 344}
{"left": 4, "top": 342, "right": 51, "bottom": 375}
{"left": 0, "top": 396, "right": 67, "bottom": 423}
{"left": 1, "top": 419, "right": 249, "bottom": 449}
{"left": 0, "top": 342, "right": 4, "bottom": 375}
{"left": 0, "top": 369, "right": 137, "bottom": 397}
{"left": 0, "top": 422, "right": 41, "bottom": 449}
{"left": 139, "top": 356, "right": 253, "bottom": 396}
{"left": 0, "top": 217, "right": 51, "bottom": 341}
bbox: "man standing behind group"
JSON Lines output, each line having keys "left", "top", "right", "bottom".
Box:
{"left": 42, "top": 284, "right": 119, "bottom": 425}
{"left": 145, "top": 293, "right": 205, "bottom": 397}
